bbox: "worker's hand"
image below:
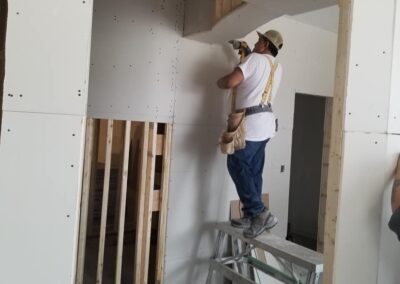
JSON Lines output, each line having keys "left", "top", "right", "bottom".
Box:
{"left": 228, "top": 40, "right": 242, "bottom": 50}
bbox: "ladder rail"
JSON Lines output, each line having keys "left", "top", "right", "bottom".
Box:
{"left": 207, "top": 222, "right": 324, "bottom": 284}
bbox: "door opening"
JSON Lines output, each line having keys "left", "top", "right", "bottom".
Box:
{"left": 287, "top": 93, "right": 329, "bottom": 251}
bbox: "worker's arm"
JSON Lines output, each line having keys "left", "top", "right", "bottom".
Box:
{"left": 217, "top": 67, "right": 244, "bottom": 89}
{"left": 392, "top": 154, "right": 400, "bottom": 212}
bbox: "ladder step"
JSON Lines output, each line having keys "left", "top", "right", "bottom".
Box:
{"left": 215, "top": 222, "right": 324, "bottom": 274}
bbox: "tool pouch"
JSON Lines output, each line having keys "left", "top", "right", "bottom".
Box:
{"left": 219, "top": 111, "right": 246, "bottom": 155}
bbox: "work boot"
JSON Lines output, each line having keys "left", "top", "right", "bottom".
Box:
{"left": 230, "top": 216, "right": 252, "bottom": 229}
{"left": 243, "top": 210, "right": 278, "bottom": 239}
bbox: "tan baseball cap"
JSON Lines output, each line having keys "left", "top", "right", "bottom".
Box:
{"left": 257, "top": 30, "right": 283, "bottom": 50}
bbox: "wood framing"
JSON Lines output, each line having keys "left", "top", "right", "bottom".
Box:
{"left": 75, "top": 119, "right": 172, "bottom": 283}
{"left": 133, "top": 122, "right": 150, "bottom": 283}
{"left": 214, "top": 0, "right": 245, "bottom": 24}
{"left": 76, "top": 119, "right": 96, "bottom": 284}
{"left": 323, "top": 1, "right": 352, "bottom": 283}
{"left": 155, "top": 123, "right": 173, "bottom": 284}
{"left": 115, "top": 121, "right": 131, "bottom": 284}
{"left": 140, "top": 122, "right": 157, "bottom": 284}
{"left": 317, "top": 98, "right": 333, "bottom": 253}
{"left": 96, "top": 120, "right": 114, "bottom": 284}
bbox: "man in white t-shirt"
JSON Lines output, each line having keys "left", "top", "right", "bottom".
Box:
{"left": 217, "top": 30, "right": 283, "bottom": 239}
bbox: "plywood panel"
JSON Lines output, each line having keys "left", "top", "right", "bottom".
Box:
{"left": 344, "top": 0, "right": 395, "bottom": 133}
{"left": 0, "top": 111, "right": 85, "bottom": 284}
{"left": 334, "top": 132, "right": 387, "bottom": 284}
{"left": 87, "top": 0, "right": 184, "bottom": 123}
{"left": 3, "top": 0, "right": 93, "bottom": 115}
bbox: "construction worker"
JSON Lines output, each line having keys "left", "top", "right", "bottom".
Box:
{"left": 217, "top": 30, "right": 283, "bottom": 238}
{"left": 389, "top": 154, "right": 400, "bottom": 241}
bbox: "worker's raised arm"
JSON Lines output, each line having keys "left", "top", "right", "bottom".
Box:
{"left": 217, "top": 67, "right": 244, "bottom": 89}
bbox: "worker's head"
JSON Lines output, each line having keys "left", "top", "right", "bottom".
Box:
{"left": 254, "top": 30, "right": 283, "bottom": 57}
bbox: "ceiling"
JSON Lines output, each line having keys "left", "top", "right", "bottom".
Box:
{"left": 291, "top": 5, "right": 339, "bottom": 33}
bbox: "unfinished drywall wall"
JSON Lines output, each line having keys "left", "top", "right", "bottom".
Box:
{"left": 165, "top": 16, "right": 337, "bottom": 283}
{"left": 87, "top": 0, "right": 184, "bottom": 122}
{"left": 0, "top": 1, "right": 93, "bottom": 283}
{"left": 325, "top": 1, "right": 400, "bottom": 283}
{"left": 377, "top": 2, "right": 400, "bottom": 283}
{"left": 86, "top": 1, "right": 337, "bottom": 281}
{"left": 0, "top": 112, "right": 86, "bottom": 283}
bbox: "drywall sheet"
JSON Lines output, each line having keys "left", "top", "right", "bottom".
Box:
{"left": 388, "top": 1, "right": 400, "bottom": 134}
{"left": 87, "top": 0, "right": 184, "bottom": 123}
{"left": 334, "top": 132, "right": 387, "bottom": 284}
{"left": 0, "top": 112, "right": 85, "bottom": 284}
{"left": 377, "top": 134, "right": 400, "bottom": 284}
{"left": 3, "top": 0, "right": 93, "bottom": 116}
{"left": 344, "top": 0, "right": 395, "bottom": 133}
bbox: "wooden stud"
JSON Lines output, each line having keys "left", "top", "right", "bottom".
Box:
{"left": 133, "top": 122, "right": 150, "bottom": 284}
{"left": 87, "top": 120, "right": 100, "bottom": 237}
{"left": 140, "top": 122, "right": 158, "bottom": 284}
{"left": 115, "top": 121, "right": 131, "bottom": 284}
{"left": 155, "top": 123, "right": 173, "bottom": 284}
{"left": 96, "top": 120, "right": 114, "bottom": 284}
{"left": 153, "top": 189, "right": 160, "bottom": 212}
{"left": 323, "top": 1, "right": 352, "bottom": 283}
{"left": 76, "top": 118, "right": 96, "bottom": 284}
{"left": 317, "top": 98, "right": 333, "bottom": 253}
{"left": 156, "top": 134, "right": 164, "bottom": 156}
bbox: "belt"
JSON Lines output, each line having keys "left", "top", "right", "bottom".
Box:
{"left": 237, "top": 104, "right": 273, "bottom": 116}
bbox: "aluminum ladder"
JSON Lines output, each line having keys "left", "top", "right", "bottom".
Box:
{"left": 206, "top": 222, "right": 323, "bottom": 284}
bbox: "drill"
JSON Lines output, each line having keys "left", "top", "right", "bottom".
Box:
{"left": 229, "top": 40, "right": 252, "bottom": 62}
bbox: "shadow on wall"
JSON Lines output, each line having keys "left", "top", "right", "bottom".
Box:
{"left": 0, "top": 0, "right": 7, "bottom": 136}
{"left": 177, "top": 42, "right": 238, "bottom": 283}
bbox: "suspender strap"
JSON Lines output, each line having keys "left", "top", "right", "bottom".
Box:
{"left": 261, "top": 56, "right": 278, "bottom": 106}
{"left": 231, "top": 54, "right": 278, "bottom": 112}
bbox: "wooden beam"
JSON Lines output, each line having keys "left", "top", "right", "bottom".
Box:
{"left": 140, "top": 122, "right": 158, "bottom": 284}
{"left": 87, "top": 120, "right": 100, "bottom": 237}
{"left": 317, "top": 98, "right": 333, "bottom": 253}
{"left": 155, "top": 123, "right": 173, "bottom": 284}
{"left": 115, "top": 121, "right": 132, "bottom": 284}
{"left": 96, "top": 120, "right": 114, "bottom": 284}
{"left": 323, "top": 1, "right": 352, "bottom": 283}
{"left": 156, "top": 134, "right": 164, "bottom": 156}
{"left": 133, "top": 122, "right": 150, "bottom": 283}
{"left": 76, "top": 118, "right": 95, "bottom": 284}
{"left": 153, "top": 189, "right": 160, "bottom": 212}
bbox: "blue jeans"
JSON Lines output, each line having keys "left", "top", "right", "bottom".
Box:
{"left": 227, "top": 139, "right": 269, "bottom": 217}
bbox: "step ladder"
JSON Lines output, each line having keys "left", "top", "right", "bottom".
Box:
{"left": 206, "top": 222, "right": 323, "bottom": 284}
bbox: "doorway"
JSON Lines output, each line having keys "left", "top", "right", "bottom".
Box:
{"left": 287, "top": 93, "right": 328, "bottom": 250}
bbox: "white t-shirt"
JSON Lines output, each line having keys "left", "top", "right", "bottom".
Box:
{"left": 237, "top": 53, "right": 283, "bottom": 141}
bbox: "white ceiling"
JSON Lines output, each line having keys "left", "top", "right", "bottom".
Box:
{"left": 291, "top": 5, "right": 339, "bottom": 33}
